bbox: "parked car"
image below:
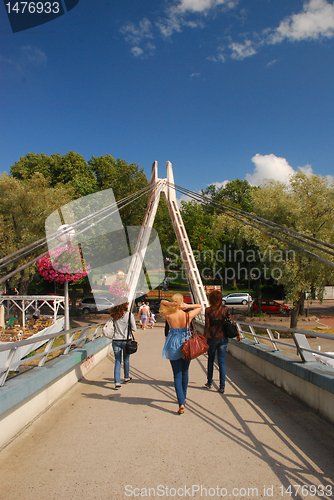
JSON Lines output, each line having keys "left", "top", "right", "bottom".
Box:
{"left": 147, "top": 299, "right": 160, "bottom": 314}
{"left": 183, "top": 293, "right": 193, "bottom": 304}
{"left": 77, "top": 296, "right": 114, "bottom": 315}
{"left": 135, "top": 291, "right": 149, "bottom": 306}
{"left": 221, "top": 293, "right": 252, "bottom": 305}
{"left": 251, "top": 299, "right": 291, "bottom": 315}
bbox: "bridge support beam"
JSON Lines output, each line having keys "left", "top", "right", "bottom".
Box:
{"left": 126, "top": 161, "right": 208, "bottom": 315}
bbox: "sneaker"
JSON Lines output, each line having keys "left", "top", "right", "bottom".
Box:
{"left": 124, "top": 377, "right": 132, "bottom": 383}
{"left": 204, "top": 382, "right": 212, "bottom": 389}
{"left": 218, "top": 388, "right": 225, "bottom": 393}
{"left": 115, "top": 384, "right": 121, "bottom": 389}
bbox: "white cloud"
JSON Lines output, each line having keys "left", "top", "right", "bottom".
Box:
{"left": 120, "top": 18, "right": 153, "bottom": 45}
{"left": 299, "top": 164, "right": 314, "bottom": 175}
{"left": 246, "top": 154, "right": 296, "bottom": 186}
{"left": 131, "top": 47, "right": 144, "bottom": 57}
{"left": 0, "top": 46, "right": 47, "bottom": 79}
{"left": 207, "top": 52, "right": 226, "bottom": 63}
{"left": 130, "top": 43, "right": 156, "bottom": 58}
{"left": 156, "top": 7, "right": 204, "bottom": 39}
{"left": 270, "top": 0, "right": 334, "bottom": 43}
{"left": 245, "top": 154, "right": 333, "bottom": 187}
{"left": 211, "top": 180, "right": 229, "bottom": 189}
{"left": 209, "top": 0, "right": 334, "bottom": 63}
{"left": 120, "top": 19, "right": 156, "bottom": 57}
{"left": 177, "top": 193, "right": 194, "bottom": 206}
{"left": 20, "top": 46, "right": 47, "bottom": 64}
{"left": 177, "top": 0, "right": 237, "bottom": 13}
{"left": 266, "top": 59, "right": 278, "bottom": 67}
{"left": 121, "top": 0, "right": 334, "bottom": 60}
{"left": 229, "top": 40, "right": 257, "bottom": 60}
{"left": 122, "top": 0, "right": 237, "bottom": 53}
{"left": 176, "top": 180, "right": 229, "bottom": 206}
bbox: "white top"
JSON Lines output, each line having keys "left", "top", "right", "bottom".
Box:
{"left": 113, "top": 311, "right": 137, "bottom": 340}
{"left": 139, "top": 305, "right": 150, "bottom": 316}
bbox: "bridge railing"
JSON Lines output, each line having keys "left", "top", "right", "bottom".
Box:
{"left": 0, "top": 321, "right": 106, "bottom": 387}
{"left": 235, "top": 320, "right": 334, "bottom": 365}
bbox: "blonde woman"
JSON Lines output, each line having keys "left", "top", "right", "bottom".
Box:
{"left": 160, "top": 294, "right": 202, "bottom": 414}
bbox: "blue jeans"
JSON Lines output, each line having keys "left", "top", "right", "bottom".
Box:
{"left": 112, "top": 340, "right": 130, "bottom": 385}
{"left": 170, "top": 358, "right": 191, "bottom": 407}
{"left": 207, "top": 338, "right": 228, "bottom": 390}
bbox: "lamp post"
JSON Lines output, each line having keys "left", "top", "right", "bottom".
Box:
{"left": 57, "top": 225, "right": 75, "bottom": 336}
{"left": 248, "top": 263, "right": 251, "bottom": 315}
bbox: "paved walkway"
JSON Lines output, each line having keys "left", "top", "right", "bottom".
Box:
{"left": 0, "top": 323, "right": 334, "bottom": 500}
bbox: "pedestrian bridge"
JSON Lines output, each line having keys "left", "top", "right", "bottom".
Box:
{"left": 1, "top": 161, "right": 334, "bottom": 499}
{"left": 0, "top": 322, "right": 334, "bottom": 500}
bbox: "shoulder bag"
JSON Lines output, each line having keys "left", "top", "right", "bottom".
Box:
{"left": 224, "top": 312, "right": 239, "bottom": 339}
{"left": 102, "top": 318, "right": 114, "bottom": 339}
{"left": 181, "top": 313, "right": 209, "bottom": 361}
{"left": 125, "top": 312, "right": 138, "bottom": 355}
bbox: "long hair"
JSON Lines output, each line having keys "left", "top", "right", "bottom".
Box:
{"left": 208, "top": 290, "right": 223, "bottom": 309}
{"left": 110, "top": 302, "right": 129, "bottom": 321}
{"left": 159, "top": 293, "right": 183, "bottom": 315}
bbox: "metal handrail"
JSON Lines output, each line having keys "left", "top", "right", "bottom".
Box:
{"left": 0, "top": 321, "right": 107, "bottom": 387}
{"left": 235, "top": 320, "right": 334, "bottom": 365}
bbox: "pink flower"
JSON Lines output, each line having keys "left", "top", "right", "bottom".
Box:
{"left": 37, "top": 245, "right": 90, "bottom": 283}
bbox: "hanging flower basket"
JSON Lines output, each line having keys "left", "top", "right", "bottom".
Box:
{"left": 37, "top": 245, "right": 90, "bottom": 283}
{"left": 109, "top": 281, "right": 130, "bottom": 297}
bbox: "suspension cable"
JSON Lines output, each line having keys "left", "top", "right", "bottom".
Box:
{"left": 0, "top": 183, "right": 153, "bottom": 283}
{"left": 171, "top": 182, "right": 334, "bottom": 253}
{"left": 168, "top": 182, "right": 334, "bottom": 268}
{"left": 0, "top": 184, "right": 152, "bottom": 271}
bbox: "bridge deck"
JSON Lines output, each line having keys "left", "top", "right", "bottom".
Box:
{"left": 0, "top": 322, "right": 334, "bottom": 500}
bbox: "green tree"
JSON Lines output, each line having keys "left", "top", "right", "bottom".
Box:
{"left": 153, "top": 197, "right": 177, "bottom": 263}
{"left": 201, "top": 179, "right": 258, "bottom": 213}
{"left": 213, "top": 173, "right": 334, "bottom": 327}
{"left": 177, "top": 200, "right": 218, "bottom": 286}
{"left": 0, "top": 173, "right": 73, "bottom": 294}
{"left": 10, "top": 151, "right": 97, "bottom": 198}
{"left": 88, "top": 155, "right": 149, "bottom": 227}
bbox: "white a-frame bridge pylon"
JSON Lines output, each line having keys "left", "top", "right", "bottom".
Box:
{"left": 126, "top": 161, "right": 208, "bottom": 314}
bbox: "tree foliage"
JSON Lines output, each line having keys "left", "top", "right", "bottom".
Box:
{"left": 213, "top": 172, "right": 334, "bottom": 327}
{"left": 88, "top": 155, "right": 149, "bottom": 227}
{"left": 201, "top": 179, "right": 258, "bottom": 213}
{"left": 10, "top": 151, "right": 97, "bottom": 198}
{"left": 0, "top": 173, "right": 73, "bottom": 294}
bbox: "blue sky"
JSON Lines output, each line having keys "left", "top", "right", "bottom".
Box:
{"left": 1, "top": 0, "right": 334, "bottom": 194}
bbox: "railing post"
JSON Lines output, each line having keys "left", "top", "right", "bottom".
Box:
{"left": 0, "top": 347, "right": 17, "bottom": 387}
{"left": 291, "top": 332, "right": 314, "bottom": 362}
{"left": 235, "top": 322, "right": 244, "bottom": 340}
{"left": 266, "top": 328, "right": 279, "bottom": 351}
{"left": 249, "top": 325, "right": 260, "bottom": 344}
{"left": 38, "top": 338, "right": 55, "bottom": 367}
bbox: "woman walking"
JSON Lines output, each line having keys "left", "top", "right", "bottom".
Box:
{"left": 110, "top": 299, "right": 137, "bottom": 389}
{"left": 160, "top": 294, "right": 202, "bottom": 414}
{"left": 204, "top": 290, "right": 240, "bottom": 393}
{"left": 138, "top": 302, "right": 150, "bottom": 330}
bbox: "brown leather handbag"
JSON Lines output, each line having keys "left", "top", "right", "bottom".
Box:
{"left": 181, "top": 313, "right": 209, "bottom": 361}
